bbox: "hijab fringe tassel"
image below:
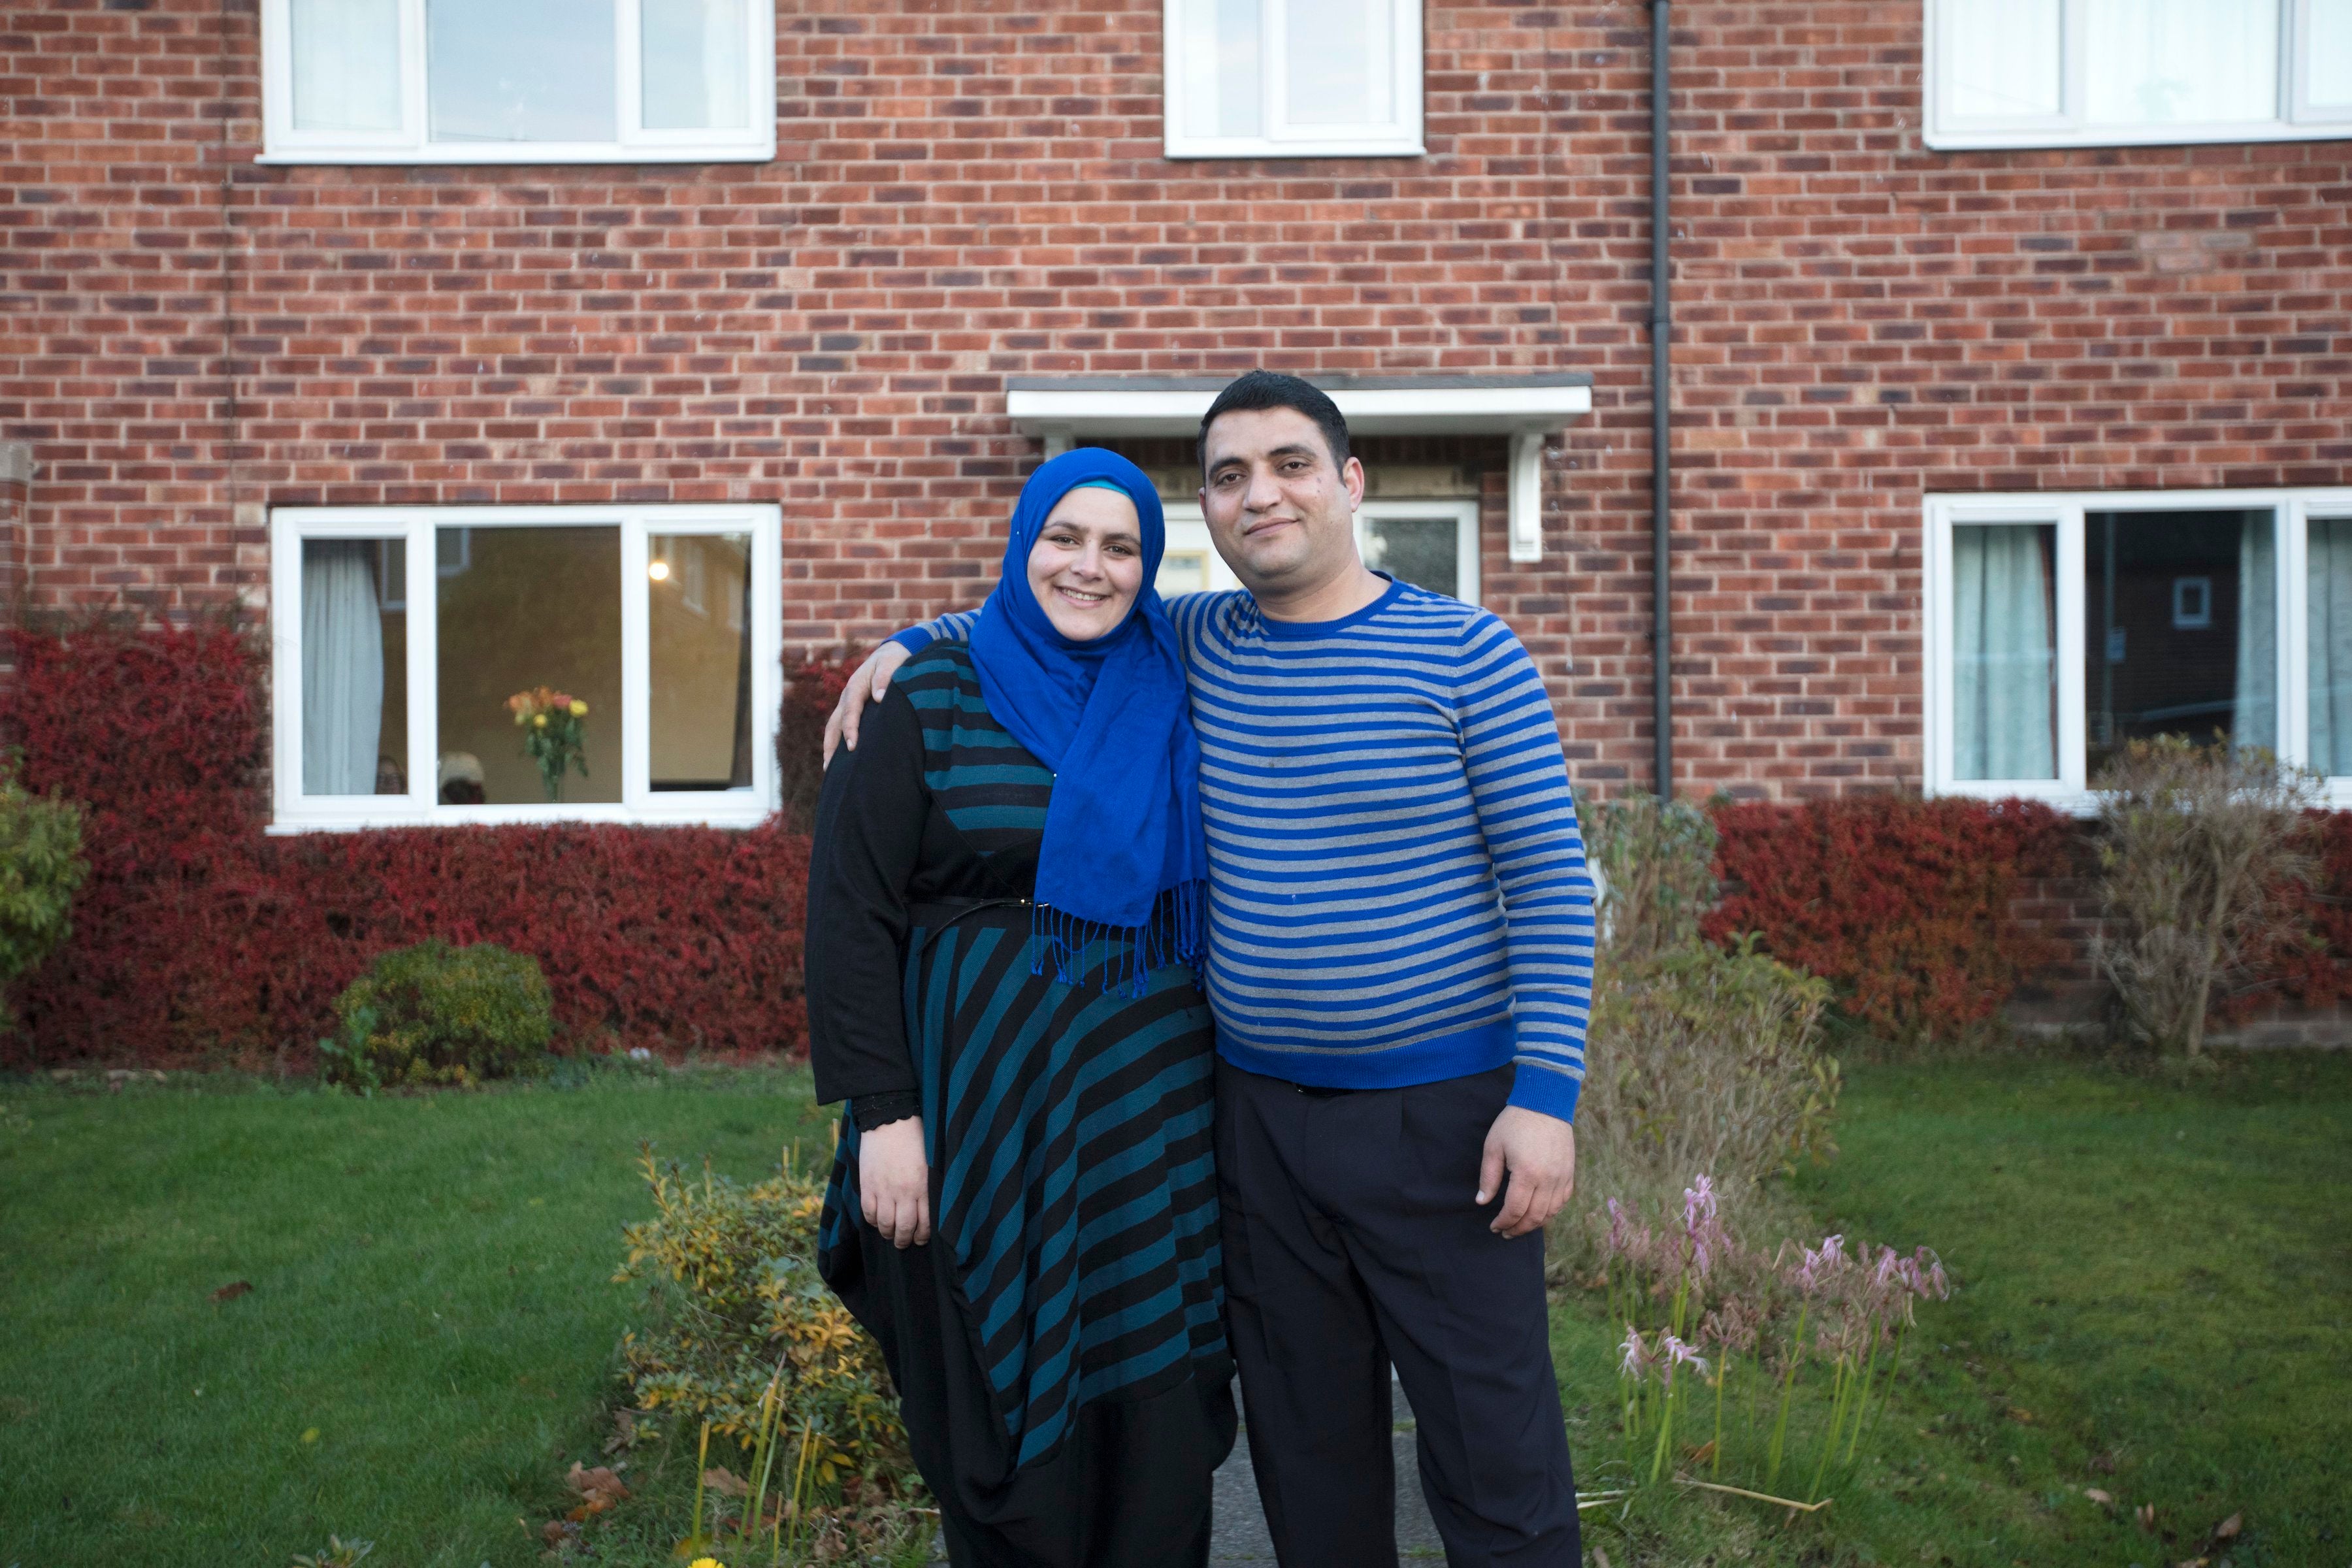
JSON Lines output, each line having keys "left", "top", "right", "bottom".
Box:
{"left": 1029, "top": 879, "right": 1208, "bottom": 998}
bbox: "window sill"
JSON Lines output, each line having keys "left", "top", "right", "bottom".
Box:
{"left": 268, "top": 803, "right": 774, "bottom": 834}
{"left": 1925, "top": 122, "right": 2352, "bottom": 152}
{"left": 255, "top": 143, "right": 776, "bottom": 167}
{"left": 1162, "top": 138, "right": 1426, "bottom": 160}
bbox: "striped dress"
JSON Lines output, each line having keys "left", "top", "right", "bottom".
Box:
{"left": 806, "top": 644, "right": 1235, "bottom": 1568}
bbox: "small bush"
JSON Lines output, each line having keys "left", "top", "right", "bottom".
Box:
{"left": 320, "top": 940, "right": 553, "bottom": 1088}
{"left": 612, "top": 1148, "right": 919, "bottom": 1522}
{"left": 1585, "top": 791, "right": 1719, "bottom": 970}
{"left": 1708, "top": 795, "right": 2075, "bottom": 1044}
{"left": 0, "top": 762, "right": 88, "bottom": 1027}
{"left": 2093, "top": 738, "right": 2318, "bottom": 1056}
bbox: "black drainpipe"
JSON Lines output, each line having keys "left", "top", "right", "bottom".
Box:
{"left": 1648, "top": 0, "right": 1674, "bottom": 798}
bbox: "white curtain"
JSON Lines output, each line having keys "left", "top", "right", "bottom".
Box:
{"left": 1953, "top": 524, "right": 2057, "bottom": 781}
{"left": 289, "top": 0, "right": 403, "bottom": 134}
{"left": 1944, "top": 0, "right": 2062, "bottom": 120}
{"left": 302, "top": 541, "right": 385, "bottom": 796}
{"left": 2311, "top": 518, "right": 2352, "bottom": 776}
{"left": 2083, "top": 0, "right": 2278, "bottom": 125}
{"left": 2232, "top": 515, "right": 2278, "bottom": 751}
{"left": 642, "top": 0, "right": 748, "bottom": 130}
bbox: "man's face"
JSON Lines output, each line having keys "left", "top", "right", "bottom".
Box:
{"left": 1197, "top": 406, "right": 1366, "bottom": 596}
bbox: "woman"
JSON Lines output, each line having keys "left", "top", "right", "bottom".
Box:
{"left": 806, "top": 448, "right": 1233, "bottom": 1567}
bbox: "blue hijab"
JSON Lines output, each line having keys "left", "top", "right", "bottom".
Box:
{"left": 969, "top": 448, "right": 1208, "bottom": 990}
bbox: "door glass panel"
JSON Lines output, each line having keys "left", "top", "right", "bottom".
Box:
{"left": 649, "top": 532, "right": 755, "bottom": 792}
{"left": 1360, "top": 515, "right": 1460, "bottom": 600}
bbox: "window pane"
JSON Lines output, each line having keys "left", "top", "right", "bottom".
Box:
{"left": 427, "top": 0, "right": 617, "bottom": 144}
{"left": 1944, "top": 0, "right": 2062, "bottom": 120}
{"left": 2310, "top": 0, "right": 2352, "bottom": 109}
{"left": 436, "top": 526, "right": 622, "bottom": 805}
{"left": 643, "top": 0, "right": 749, "bottom": 130}
{"left": 1952, "top": 523, "right": 2057, "bottom": 781}
{"left": 649, "top": 533, "right": 754, "bottom": 792}
{"left": 1158, "top": 549, "right": 1211, "bottom": 596}
{"left": 2309, "top": 517, "right": 2352, "bottom": 775}
{"left": 1181, "top": 0, "right": 1262, "bottom": 138}
{"left": 302, "top": 538, "right": 408, "bottom": 796}
{"left": 2084, "top": 509, "right": 2276, "bottom": 776}
{"left": 2083, "top": 0, "right": 2279, "bottom": 125}
{"left": 289, "top": 0, "right": 403, "bottom": 135}
{"left": 1286, "top": 0, "right": 1393, "bottom": 125}
{"left": 1360, "top": 515, "right": 1458, "bottom": 599}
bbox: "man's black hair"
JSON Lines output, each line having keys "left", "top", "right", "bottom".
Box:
{"left": 1198, "top": 369, "right": 1352, "bottom": 476}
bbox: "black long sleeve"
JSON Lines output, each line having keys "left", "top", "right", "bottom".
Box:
{"left": 804, "top": 684, "right": 932, "bottom": 1107}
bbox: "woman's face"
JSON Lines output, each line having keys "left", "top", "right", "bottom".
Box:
{"left": 1026, "top": 485, "right": 1146, "bottom": 642}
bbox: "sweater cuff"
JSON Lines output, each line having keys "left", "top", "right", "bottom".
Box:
{"left": 1505, "top": 1060, "right": 1582, "bottom": 1125}
{"left": 851, "top": 1090, "right": 923, "bottom": 1132}
{"left": 887, "top": 627, "right": 937, "bottom": 657}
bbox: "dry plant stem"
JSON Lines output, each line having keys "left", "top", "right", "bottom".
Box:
{"left": 1676, "top": 1477, "right": 1834, "bottom": 1513}
{"left": 689, "top": 1419, "right": 711, "bottom": 1549}
{"left": 1765, "top": 1303, "right": 1807, "bottom": 1492}
{"left": 1712, "top": 1354, "right": 1730, "bottom": 1478}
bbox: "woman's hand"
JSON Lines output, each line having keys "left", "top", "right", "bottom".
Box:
{"left": 858, "top": 1117, "right": 931, "bottom": 1248}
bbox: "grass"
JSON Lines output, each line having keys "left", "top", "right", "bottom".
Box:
{"left": 6, "top": 1050, "right": 2348, "bottom": 1567}
{"left": 0, "top": 1062, "right": 838, "bottom": 1568}
{"left": 1561, "top": 1047, "right": 2352, "bottom": 1568}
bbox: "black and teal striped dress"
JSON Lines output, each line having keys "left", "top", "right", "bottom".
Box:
{"left": 806, "top": 644, "right": 1235, "bottom": 1568}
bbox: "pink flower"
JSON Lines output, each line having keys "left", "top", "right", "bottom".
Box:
{"left": 1660, "top": 1333, "right": 1710, "bottom": 1387}
{"left": 1618, "top": 1325, "right": 1654, "bottom": 1382}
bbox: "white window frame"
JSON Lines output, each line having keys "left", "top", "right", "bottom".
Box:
{"left": 1924, "top": 0, "right": 2352, "bottom": 151}
{"left": 1162, "top": 0, "right": 1424, "bottom": 159}
{"left": 270, "top": 504, "right": 782, "bottom": 831}
{"left": 258, "top": 0, "right": 777, "bottom": 165}
{"left": 1160, "top": 496, "right": 1479, "bottom": 603}
{"left": 1923, "top": 489, "right": 2352, "bottom": 812}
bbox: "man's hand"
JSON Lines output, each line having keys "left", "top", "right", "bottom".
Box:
{"left": 1476, "top": 1105, "right": 1576, "bottom": 1239}
{"left": 858, "top": 1117, "right": 931, "bottom": 1248}
{"left": 823, "top": 642, "right": 912, "bottom": 765}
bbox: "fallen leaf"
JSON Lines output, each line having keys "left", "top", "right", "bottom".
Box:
{"left": 301, "top": 1428, "right": 319, "bottom": 1444}
{"left": 211, "top": 1281, "right": 253, "bottom": 1303}
{"left": 564, "top": 1462, "right": 629, "bottom": 1511}
{"left": 2006, "top": 1407, "right": 2036, "bottom": 1424}
{"left": 2208, "top": 1513, "right": 2242, "bottom": 1543}
{"left": 1593, "top": 1548, "right": 1614, "bottom": 1568}
{"left": 602, "top": 1409, "right": 638, "bottom": 1456}
{"left": 1684, "top": 1439, "right": 1717, "bottom": 1465}
{"left": 2136, "top": 1503, "right": 2158, "bottom": 1533}
{"left": 2084, "top": 1488, "right": 2115, "bottom": 1505}
{"left": 702, "top": 1465, "right": 749, "bottom": 1498}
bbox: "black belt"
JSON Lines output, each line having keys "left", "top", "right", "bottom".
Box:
{"left": 1284, "top": 1080, "right": 1358, "bottom": 1098}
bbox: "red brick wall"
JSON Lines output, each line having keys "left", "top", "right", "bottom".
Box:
{"left": 5, "top": 1, "right": 2350, "bottom": 798}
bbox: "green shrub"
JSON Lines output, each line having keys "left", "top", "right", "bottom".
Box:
{"left": 1584, "top": 791, "right": 1720, "bottom": 970}
{"left": 0, "top": 762, "right": 88, "bottom": 1028}
{"left": 319, "top": 940, "right": 553, "bottom": 1088}
{"left": 612, "top": 1148, "right": 920, "bottom": 1531}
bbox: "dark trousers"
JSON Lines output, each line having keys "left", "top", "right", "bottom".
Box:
{"left": 1215, "top": 1058, "right": 1582, "bottom": 1568}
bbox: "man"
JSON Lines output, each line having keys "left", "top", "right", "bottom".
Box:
{"left": 826, "top": 370, "right": 1593, "bottom": 1567}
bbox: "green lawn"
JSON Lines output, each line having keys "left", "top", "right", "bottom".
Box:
{"left": 1561, "top": 1049, "right": 2352, "bottom": 1568}
{"left": 7, "top": 1053, "right": 2348, "bottom": 1568}
{"left": 0, "top": 1065, "right": 837, "bottom": 1567}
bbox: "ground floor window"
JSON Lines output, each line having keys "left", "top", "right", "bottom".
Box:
{"left": 1925, "top": 489, "right": 2352, "bottom": 806}
{"left": 1158, "top": 498, "right": 1481, "bottom": 604}
{"left": 270, "top": 504, "right": 781, "bottom": 829}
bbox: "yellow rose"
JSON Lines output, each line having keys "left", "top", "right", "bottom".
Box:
{"left": 533, "top": 713, "right": 548, "bottom": 728}
{"left": 569, "top": 700, "right": 588, "bottom": 717}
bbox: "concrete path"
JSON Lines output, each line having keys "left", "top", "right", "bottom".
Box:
{"left": 932, "top": 1374, "right": 1447, "bottom": 1565}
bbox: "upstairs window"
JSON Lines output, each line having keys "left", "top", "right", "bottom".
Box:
{"left": 1164, "top": 0, "right": 1423, "bottom": 158}
{"left": 1927, "top": 0, "right": 2352, "bottom": 149}
{"left": 260, "top": 0, "right": 775, "bottom": 165}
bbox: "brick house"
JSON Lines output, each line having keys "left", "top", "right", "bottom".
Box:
{"left": 7, "top": 0, "right": 2351, "bottom": 832}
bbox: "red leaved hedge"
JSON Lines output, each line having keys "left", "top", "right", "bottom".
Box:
{"left": 1705, "top": 795, "right": 2080, "bottom": 1041}
{"left": 0, "top": 623, "right": 813, "bottom": 1068}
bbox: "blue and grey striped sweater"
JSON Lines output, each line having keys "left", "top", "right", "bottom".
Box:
{"left": 894, "top": 576, "right": 1595, "bottom": 1122}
